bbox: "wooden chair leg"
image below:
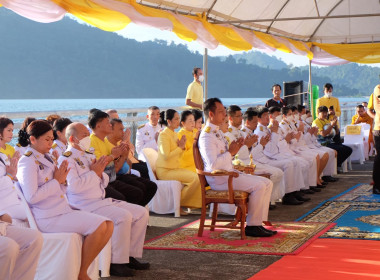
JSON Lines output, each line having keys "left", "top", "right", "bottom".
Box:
{"left": 210, "top": 203, "right": 218, "bottom": 231}
{"left": 198, "top": 203, "right": 207, "bottom": 237}
{"left": 239, "top": 204, "right": 247, "bottom": 240}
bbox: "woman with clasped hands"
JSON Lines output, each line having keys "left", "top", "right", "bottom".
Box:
{"left": 17, "top": 120, "right": 113, "bottom": 280}
{"left": 156, "top": 109, "right": 202, "bottom": 215}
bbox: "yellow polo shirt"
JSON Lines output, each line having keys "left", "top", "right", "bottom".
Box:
{"left": 368, "top": 93, "right": 374, "bottom": 110}
{"left": 316, "top": 96, "right": 341, "bottom": 117}
{"left": 89, "top": 133, "right": 114, "bottom": 159}
{"left": 312, "top": 118, "right": 330, "bottom": 133}
{"left": 186, "top": 79, "right": 203, "bottom": 109}
{"left": 0, "top": 144, "right": 15, "bottom": 157}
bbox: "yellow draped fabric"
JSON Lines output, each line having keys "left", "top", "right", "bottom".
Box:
{"left": 253, "top": 31, "right": 292, "bottom": 53}
{"left": 313, "top": 42, "right": 380, "bottom": 64}
{"left": 51, "top": 0, "right": 130, "bottom": 32}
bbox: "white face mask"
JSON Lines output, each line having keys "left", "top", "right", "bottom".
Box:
{"left": 287, "top": 115, "right": 294, "bottom": 122}
{"left": 325, "top": 92, "right": 332, "bottom": 98}
{"left": 198, "top": 75, "right": 204, "bottom": 83}
{"left": 275, "top": 115, "right": 282, "bottom": 123}
{"left": 77, "top": 136, "right": 91, "bottom": 151}
{"left": 294, "top": 114, "right": 299, "bottom": 120}
{"left": 306, "top": 117, "right": 313, "bottom": 124}
{"left": 301, "top": 114, "right": 307, "bottom": 121}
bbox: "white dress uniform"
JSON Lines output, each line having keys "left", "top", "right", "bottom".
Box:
{"left": 254, "top": 123, "right": 309, "bottom": 190}
{"left": 0, "top": 221, "right": 43, "bottom": 280}
{"left": 302, "top": 120, "right": 336, "bottom": 176}
{"left": 135, "top": 122, "right": 162, "bottom": 161}
{"left": 14, "top": 144, "right": 28, "bottom": 156}
{"left": 58, "top": 146, "right": 148, "bottom": 262}
{"left": 277, "top": 120, "right": 318, "bottom": 188}
{"left": 0, "top": 153, "right": 26, "bottom": 221}
{"left": 226, "top": 125, "right": 285, "bottom": 203}
{"left": 199, "top": 122, "right": 273, "bottom": 226}
{"left": 50, "top": 139, "right": 66, "bottom": 157}
{"left": 17, "top": 147, "right": 108, "bottom": 236}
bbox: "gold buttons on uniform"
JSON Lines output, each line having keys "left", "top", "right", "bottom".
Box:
{"left": 60, "top": 195, "right": 64, "bottom": 198}
{"left": 45, "top": 177, "right": 49, "bottom": 182}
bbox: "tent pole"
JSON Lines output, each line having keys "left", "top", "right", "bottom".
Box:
{"left": 203, "top": 48, "right": 208, "bottom": 102}
{"left": 308, "top": 59, "right": 314, "bottom": 118}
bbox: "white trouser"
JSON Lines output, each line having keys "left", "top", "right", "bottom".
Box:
{"left": 266, "top": 158, "right": 302, "bottom": 194}
{"left": 210, "top": 173, "right": 273, "bottom": 226}
{"left": 292, "top": 151, "right": 318, "bottom": 188}
{"left": 92, "top": 201, "right": 148, "bottom": 263}
{"left": 255, "top": 163, "right": 285, "bottom": 202}
{"left": 6, "top": 204, "right": 27, "bottom": 221}
{"left": 0, "top": 226, "right": 43, "bottom": 280}
{"left": 319, "top": 146, "right": 336, "bottom": 176}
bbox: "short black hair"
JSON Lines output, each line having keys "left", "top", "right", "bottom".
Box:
{"left": 88, "top": 110, "right": 109, "bottom": 129}
{"left": 53, "top": 118, "right": 72, "bottom": 140}
{"left": 329, "top": 106, "right": 334, "bottom": 110}
{"left": 148, "top": 106, "right": 159, "bottom": 111}
{"left": 27, "top": 120, "right": 53, "bottom": 140}
{"left": 180, "top": 110, "right": 194, "bottom": 125}
{"left": 192, "top": 67, "right": 201, "bottom": 76}
{"left": 298, "top": 105, "right": 306, "bottom": 112}
{"left": 110, "top": 118, "right": 123, "bottom": 127}
{"left": 324, "top": 83, "right": 333, "bottom": 90}
{"left": 268, "top": 106, "right": 281, "bottom": 114}
{"left": 356, "top": 104, "right": 364, "bottom": 109}
{"left": 227, "top": 105, "right": 241, "bottom": 116}
{"left": 0, "top": 117, "right": 14, "bottom": 137}
{"left": 191, "top": 109, "right": 203, "bottom": 122}
{"left": 318, "top": 106, "right": 329, "bottom": 113}
{"left": 272, "top": 84, "right": 282, "bottom": 91}
{"left": 290, "top": 106, "right": 298, "bottom": 112}
{"left": 204, "top": 98, "right": 222, "bottom": 119}
{"left": 256, "top": 106, "right": 269, "bottom": 118}
{"left": 281, "top": 107, "right": 291, "bottom": 115}
{"left": 243, "top": 110, "right": 258, "bottom": 122}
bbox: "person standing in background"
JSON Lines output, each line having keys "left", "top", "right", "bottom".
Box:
{"left": 264, "top": 84, "right": 287, "bottom": 108}
{"left": 316, "top": 83, "right": 341, "bottom": 117}
{"left": 185, "top": 67, "right": 204, "bottom": 110}
{"left": 371, "top": 85, "right": 380, "bottom": 194}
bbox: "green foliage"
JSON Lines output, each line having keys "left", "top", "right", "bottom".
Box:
{"left": 0, "top": 9, "right": 378, "bottom": 99}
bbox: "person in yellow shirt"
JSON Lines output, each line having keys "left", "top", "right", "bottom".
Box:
{"left": 351, "top": 104, "right": 374, "bottom": 150}
{"left": 178, "top": 110, "right": 197, "bottom": 172}
{"left": 316, "top": 83, "right": 341, "bottom": 117}
{"left": 185, "top": 67, "right": 204, "bottom": 110}
{"left": 156, "top": 109, "right": 202, "bottom": 211}
{"left": 367, "top": 93, "right": 376, "bottom": 119}
{"left": 312, "top": 106, "right": 352, "bottom": 169}
{"left": 0, "top": 117, "right": 17, "bottom": 158}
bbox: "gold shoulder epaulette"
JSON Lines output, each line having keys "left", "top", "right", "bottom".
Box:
{"left": 260, "top": 126, "right": 264, "bottom": 131}
{"left": 52, "top": 143, "right": 58, "bottom": 149}
{"left": 228, "top": 128, "right": 233, "bottom": 132}
{"left": 85, "top": 150, "right": 93, "bottom": 154}
{"left": 242, "top": 128, "right": 246, "bottom": 132}
{"left": 16, "top": 143, "right": 21, "bottom": 147}
{"left": 138, "top": 124, "right": 145, "bottom": 129}
{"left": 204, "top": 126, "right": 211, "bottom": 133}
{"left": 24, "top": 151, "right": 32, "bottom": 157}
{"left": 63, "top": 151, "right": 72, "bottom": 157}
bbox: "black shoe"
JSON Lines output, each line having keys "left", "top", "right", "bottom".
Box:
{"left": 310, "top": 186, "right": 321, "bottom": 192}
{"left": 126, "top": 257, "right": 150, "bottom": 270}
{"left": 110, "top": 263, "right": 135, "bottom": 277}
{"left": 321, "top": 181, "right": 328, "bottom": 186}
{"left": 316, "top": 184, "right": 326, "bottom": 189}
{"left": 301, "top": 189, "right": 315, "bottom": 194}
{"left": 294, "top": 192, "right": 311, "bottom": 202}
{"left": 322, "top": 176, "right": 338, "bottom": 182}
{"left": 245, "top": 226, "right": 273, "bottom": 237}
{"left": 282, "top": 194, "right": 303, "bottom": 205}
{"left": 260, "top": 226, "right": 277, "bottom": 235}
{"left": 269, "top": 204, "right": 277, "bottom": 210}
{"left": 373, "top": 188, "right": 380, "bottom": 195}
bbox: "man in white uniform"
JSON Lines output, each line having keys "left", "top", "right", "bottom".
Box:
{"left": 136, "top": 106, "right": 162, "bottom": 161}
{"left": 60, "top": 122, "right": 150, "bottom": 277}
{"left": 0, "top": 208, "right": 43, "bottom": 280}
{"left": 199, "top": 98, "right": 275, "bottom": 237}
{"left": 225, "top": 105, "right": 285, "bottom": 208}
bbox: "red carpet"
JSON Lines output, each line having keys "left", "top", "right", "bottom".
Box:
{"left": 144, "top": 219, "right": 334, "bottom": 255}
{"left": 250, "top": 238, "right": 380, "bottom": 280}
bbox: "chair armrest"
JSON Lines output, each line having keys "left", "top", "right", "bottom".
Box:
{"left": 196, "top": 169, "right": 239, "bottom": 177}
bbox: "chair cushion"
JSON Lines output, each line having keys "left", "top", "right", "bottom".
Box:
{"left": 205, "top": 189, "right": 249, "bottom": 199}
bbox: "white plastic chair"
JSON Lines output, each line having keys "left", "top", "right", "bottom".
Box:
{"left": 344, "top": 125, "right": 365, "bottom": 164}
{"left": 142, "top": 148, "right": 183, "bottom": 217}
{"left": 360, "top": 123, "right": 371, "bottom": 159}
{"left": 14, "top": 183, "right": 99, "bottom": 280}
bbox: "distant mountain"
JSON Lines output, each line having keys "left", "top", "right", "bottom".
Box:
{"left": 0, "top": 8, "right": 378, "bottom": 99}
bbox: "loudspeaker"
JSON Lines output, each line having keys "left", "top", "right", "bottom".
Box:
{"left": 283, "top": 81, "right": 303, "bottom": 107}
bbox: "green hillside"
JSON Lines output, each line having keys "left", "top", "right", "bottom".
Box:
{"left": 0, "top": 8, "right": 378, "bottom": 99}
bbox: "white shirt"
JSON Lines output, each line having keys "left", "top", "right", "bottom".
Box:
{"left": 135, "top": 122, "right": 162, "bottom": 159}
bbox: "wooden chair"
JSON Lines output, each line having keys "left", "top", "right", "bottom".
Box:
{"left": 193, "top": 131, "right": 249, "bottom": 240}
